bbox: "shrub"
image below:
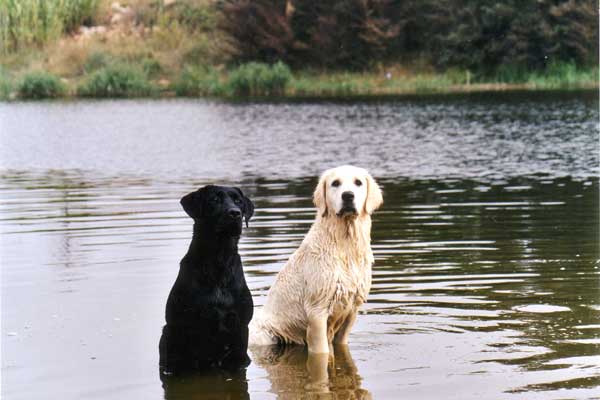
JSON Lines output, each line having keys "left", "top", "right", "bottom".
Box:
{"left": 83, "top": 51, "right": 114, "bottom": 73}
{"left": 173, "top": 65, "right": 223, "bottom": 96}
{"left": 77, "top": 64, "right": 155, "bottom": 97}
{"left": 17, "top": 71, "right": 65, "bottom": 99}
{"left": 142, "top": 58, "right": 162, "bottom": 78}
{"left": 226, "top": 61, "right": 291, "bottom": 96}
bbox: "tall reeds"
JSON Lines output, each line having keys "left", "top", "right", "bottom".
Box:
{"left": 0, "top": 0, "right": 100, "bottom": 54}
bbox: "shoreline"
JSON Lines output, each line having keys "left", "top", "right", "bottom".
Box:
{"left": 1, "top": 78, "right": 597, "bottom": 102}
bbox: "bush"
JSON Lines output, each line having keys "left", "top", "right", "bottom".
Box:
{"left": 141, "top": 58, "right": 162, "bottom": 78}
{"left": 77, "top": 64, "right": 155, "bottom": 98}
{"left": 83, "top": 51, "right": 115, "bottom": 73}
{"left": 173, "top": 65, "right": 223, "bottom": 96}
{"left": 226, "top": 61, "right": 291, "bottom": 96}
{"left": 17, "top": 71, "right": 65, "bottom": 99}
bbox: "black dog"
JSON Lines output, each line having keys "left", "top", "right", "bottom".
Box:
{"left": 159, "top": 185, "right": 254, "bottom": 374}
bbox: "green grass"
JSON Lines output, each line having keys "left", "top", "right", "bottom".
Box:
{"left": 226, "top": 62, "right": 292, "bottom": 96}
{"left": 174, "top": 62, "right": 293, "bottom": 97}
{"left": 490, "top": 61, "right": 598, "bottom": 89}
{"left": 0, "top": 0, "right": 100, "bottom": 54}
{"left": 77, "top": 64, "right": 156, "bottom": 98}
{"left": 0, "top": 67, "right": 13, "bottom": 99}
{"left": 526, "top": 62, "right": 599, "bottom": 89}
{"left": 291, "top": 73, "right": 367, "bottom": 96}
{"left": 289, "top": 70, "right": 461, "bottom": 96}
{"left": 17, "top": 71, "right": 65, "bottom": 98}
{"left": 173, "top": 65, "right": 223, "bottom": 96}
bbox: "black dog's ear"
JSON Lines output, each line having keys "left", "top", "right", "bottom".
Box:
{"left": 180, "top": 189, "right": 204, "bottom": 219}
{"left": 234, "top": 187, "right": 254, "bottom": 227}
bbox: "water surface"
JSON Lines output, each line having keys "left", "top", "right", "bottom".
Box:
{"left": 1, "top": 91, "right": 598, "bottom": 399}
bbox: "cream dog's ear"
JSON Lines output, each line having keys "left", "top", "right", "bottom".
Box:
{"left": 364, "top": 173, "right": 383, "bottom": 215}
{"left": 313, "top": 171, "right": 329, "bottom": 217}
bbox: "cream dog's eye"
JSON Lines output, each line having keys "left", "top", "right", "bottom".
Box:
{"left": 354, "top": 179, "right": 362, "bottom": 186}
{"left": 331, "top": 180, "right": 340, "bottom": 187}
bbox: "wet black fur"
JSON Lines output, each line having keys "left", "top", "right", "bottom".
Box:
{"left": 159, "top": 185, "right": 254, "bottom": 374}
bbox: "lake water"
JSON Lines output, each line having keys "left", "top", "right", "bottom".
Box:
{"left": 1, "top": 91, "right": 598, "bottom": 399}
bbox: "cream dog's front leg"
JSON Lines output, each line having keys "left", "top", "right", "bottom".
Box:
{"left": 306, "top": 314, "right": 329, "bottom": 354}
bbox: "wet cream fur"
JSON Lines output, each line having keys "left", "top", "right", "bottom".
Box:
{"left": 250, "top": 165, "right": 383, "bottom": 354}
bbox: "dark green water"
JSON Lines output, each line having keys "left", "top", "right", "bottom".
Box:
{"left": 1, "top": 91, "right": 598, "bottom": 399}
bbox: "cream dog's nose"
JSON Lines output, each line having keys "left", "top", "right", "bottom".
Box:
{"left": 342, "top": 191, "right": 354, "bottom": 202}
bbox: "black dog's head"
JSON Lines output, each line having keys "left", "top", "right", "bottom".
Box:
{"left": 180, "top": 185, "right": 254, "bottom": 236}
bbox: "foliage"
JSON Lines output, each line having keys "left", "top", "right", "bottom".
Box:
{"left": 77, "top": 64, "right": 155, "bottom": 97}
{"left": 0, "top": 67, "right": 13, "bottom": 99}
{"left": 291, "top": 74, "right": 366, "bottom": 97}
{"left": 0, "top": 0, "right": 100, "bottom": 53}
{"left": 220, "top": 0, "right": 397, "bottom": 69}
{"left": 226, "top": 61, "right": 292, "bottom": 96}
{"left": 428, "top": 0, "right": 598, "bottom": 73}
{"left": 173, "top": 65, "right": 223, "bottom": 96}
{"left": 526, "top": 62, "right": 599, "bottom": 89}
{"left": 219, "top": 0, "right": 293, "bottom": 64}
{"left": 135, "top": 0, "right": 217, "bottom": 32}
{"left": 219, "top": 0, "right": 598, "bottom": 73}
{"left": 83, "top": 51, "right": 114, "bottom": 73}
{"left": 141, "top": 57, "right": 162, "bottom": 78}
{"left": 290, "top": 0, "right": 397, "bottom": 69}
{"left": 17, "top": 71, "right": 65, "bottom": 98}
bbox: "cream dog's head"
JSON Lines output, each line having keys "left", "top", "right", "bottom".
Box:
{"left": 313, "top": 165, "right": 383, "bottom": 218}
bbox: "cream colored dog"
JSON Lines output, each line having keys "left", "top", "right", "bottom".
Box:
{"left": 250, "top": 165, "right": 383, "bottom": 354}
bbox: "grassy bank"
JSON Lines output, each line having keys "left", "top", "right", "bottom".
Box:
{"left": 1, "top": 60, "right": 596, "bottom": 100}
{"left": 0, "top": 0, "right": 597, "bottom": 100}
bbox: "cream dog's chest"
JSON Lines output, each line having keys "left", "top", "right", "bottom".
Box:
{"left": 327, "top": 262, "right": 371, "bottom": 315}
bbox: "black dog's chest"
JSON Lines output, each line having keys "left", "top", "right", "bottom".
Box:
{"left": 195, "top": 285, "right": 236, "bottom": 309}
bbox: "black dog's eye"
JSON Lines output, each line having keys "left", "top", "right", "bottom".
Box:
{"left": 331, "top": 180, "right": 340, "bottom": 187}
{"left": 233, "top": 198, "right": 242, "bottom": 205}
{"left": 209, "top": 195, "right": 221, "bottom": 203}
{"left": 354, "top": 179, "right": 362, "bottom": 186}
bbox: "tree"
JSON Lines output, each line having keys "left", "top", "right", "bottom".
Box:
{"left": 219, "top": 0, "right": 294, "bottom": 64}
{"left": 290, "top": 0, "right": 398, "bottom": 69}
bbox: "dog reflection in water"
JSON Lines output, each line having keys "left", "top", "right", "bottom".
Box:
{"left": 252, "top": 344, "right": 372, "bottom": 399}
{"left": 160, "top": 369, "right": 249, "bottom": 400}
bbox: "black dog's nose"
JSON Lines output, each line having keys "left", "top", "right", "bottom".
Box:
{"left": 229, "top": 209, "right": 242, "bottom": 219}
{"left": 342, "top": 191, "right": 355, "bottom": 202}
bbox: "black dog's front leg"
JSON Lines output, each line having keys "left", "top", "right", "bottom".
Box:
{"left": 218, "top": 312, "right": 251, "bottom": 369}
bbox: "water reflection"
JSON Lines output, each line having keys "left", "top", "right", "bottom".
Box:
{"left": 160, "top": 369, "right": 249, "bottom": 400}
{"left": 1, "top": 92, "right": 597, "bottom": 181}
{"left": 251, "top": 345, "right": 370, "bottom": 399}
